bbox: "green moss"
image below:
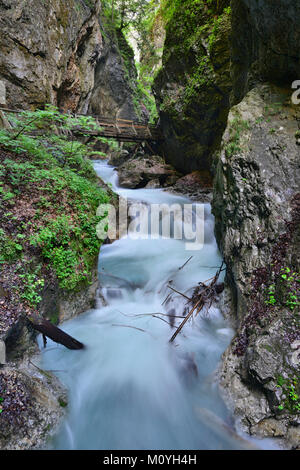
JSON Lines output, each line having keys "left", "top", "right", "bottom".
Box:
{"left": 58, "top": 397, "right": 68, "bottom": 408}
{"left": 225, "top": 118, "right": 250, "bottom": 157}
{"left": 157, "top": 0, "right": 230, "bottom": 115}
{"left": 262, "top": 344, "right": 273, "bottom": 353}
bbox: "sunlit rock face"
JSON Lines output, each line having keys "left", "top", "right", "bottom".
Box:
{"left": 0, "top": 0, "right": 102, "bottom": 112}
{"left": 0, "top": 0, "right": 101, "bottom": 111}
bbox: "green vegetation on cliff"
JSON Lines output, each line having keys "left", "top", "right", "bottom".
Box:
{"left": 159, "top": 0, "right": 231, "bottom": 111}
{"left": 153, "top": 0, "right": 232, "bottom": 173}
{"left": 0, "top": 107, "right": 110, "bottom": 319}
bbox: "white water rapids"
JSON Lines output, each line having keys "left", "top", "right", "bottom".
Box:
{"left": 39, "top": 160, "right": 277, "bottom": 450}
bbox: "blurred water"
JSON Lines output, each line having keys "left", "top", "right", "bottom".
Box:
{"left": 39, "top": 160, "right": 276, "bottom": 450}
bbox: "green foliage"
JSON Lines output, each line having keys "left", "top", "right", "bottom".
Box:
{"left": 58, "top": 397, "right": 68, "bottom": 408}
{"left": 208, "top": 6, "right": 231, "bottom": 52}
{"left": 19, "top": 271, "right": 45, "bottom": 307}
{"left": 265, "top": 284, "right": 276, "bottom": 306}
{"left": 264, "top": 267, "right": 300, "bottom": 312}
{"left": 277, "top": 376, "right": 300, "bottom": 414}
{"left": 133, "top": 66, "right": 159, "bottom": 122}
{"left": 102, "top": 0, "right": 156, "bottom": 32}
{"left": 0, "top": 106, "right": 111, "bottom": 294}
{"left": 0, "top": 228, "right": 23, "bottom": 263}
{"left": 280, "top": 268, "right": 300, "bottom": 311}
{"left": 101, "top": 1, "right": 160, "bottom": 122}
{"left": 225, "top": 118, "right": 250, "bottom": 157}
{"left": 157, "top": 0, "right": 230, "bottom": 113}
{"left": 183, "top": 56, "right": 214, "bottom": 105}
{"left": 30, "top": 211, "right": 106, "bottom": 290}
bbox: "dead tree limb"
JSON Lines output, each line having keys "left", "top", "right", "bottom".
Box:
{"left": 29, "top": 317, "right": 84, "bottom": 350}
{"left": 167, "top": 285, "right": 192, "bottom": 301}
{"left": 178, "top": 256, "right": 193, "bottom": 271}
{"left": 169, "top": 298, "right": 204, "bottom": 343}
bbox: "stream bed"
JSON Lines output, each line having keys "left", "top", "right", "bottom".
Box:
{"left": 39, "top": 160, "right": 275, "bottom": 450}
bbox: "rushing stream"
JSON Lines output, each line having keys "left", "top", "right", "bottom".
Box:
{"left": 40, "top": 160, "right": 275, "bottom": 450}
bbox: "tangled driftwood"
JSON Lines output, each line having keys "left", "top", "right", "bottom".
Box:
{"left": 168, "top": 263, "right": 225, "bottom": 343}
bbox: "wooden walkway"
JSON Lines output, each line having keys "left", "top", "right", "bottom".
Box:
{"left": 83, "top": 115, "right": 162, "bottom": 143}
{"left": 0, "top": 106, "right": 162, "bottom": 143}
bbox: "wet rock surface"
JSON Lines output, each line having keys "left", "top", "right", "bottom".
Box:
{"left": 168, "top": 170, "right": 213, "bottom": 202}
{"left": 89, "top": 25, "right": 138, "bottom": 120}
{"left": 117, "top": 155, "right": 181, "bottom": 189}
{"left": 231, "top": 0, "right": 300, "bottom": 104}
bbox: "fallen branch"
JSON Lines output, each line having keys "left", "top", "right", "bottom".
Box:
{"left": 169, "top": 298, "right": 204, "bottom": 343}
{"left": 162, "top": 292, "right": 172, "bottom": 306}
{"left": 178, "top": 256, "right": 193, "bottom": 271}
{"left": 112, "top": 324, "right": 148, "bottom": 334}
{"left": 167, "top": 285, "right": 192, "bottom": 301}
{"left": 117, "top": 310, "right": 185, "bottom": 320}
{"left": 28, "top": 359, "right": 66, "bottom": 375}
{"left": 12, "top": 116, "right": 40, "bottom": 140}
{"left": 29, "top": 316, "right": 84, "bottom": 350}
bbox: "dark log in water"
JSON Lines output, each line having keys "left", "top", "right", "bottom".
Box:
{"left": 30, "top": 317, "right": 84, "bottom": 350}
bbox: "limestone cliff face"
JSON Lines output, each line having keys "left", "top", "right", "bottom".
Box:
{"left": 89, "top": 24, "right": 138, "bottom": 120}
{"left": 0, "top": 0, "right": 138, "bottom": 117}
{"left": 211, "top": 0, "right": 300, "bottom": 448}
{"left": 213, "top": 83, "right": 300, "bottom": 449}
{"left": 0, "top": 0, "right": 102, "bottom": 112}
{"left": 153, "top": 0, "right": 232, "bottom": 174}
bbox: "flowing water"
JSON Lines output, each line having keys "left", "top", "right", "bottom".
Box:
{"left": 40, "top": 160, "right": 275, "bottom": 450}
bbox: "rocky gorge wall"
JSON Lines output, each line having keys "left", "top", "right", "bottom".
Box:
{"left": 0, "top": 0, "right": 102, "bottom": 112}
{"left": 0, "top": 0, "right": 138, "bottom": 117}
{"left": 211, "top": 0, "right": 300, "bottom": 449}
{"left": 89, "top": 22, "right": 138, "bottom": 120}
{"left": 213, "top": 84, "right": 300, "bottom": 448}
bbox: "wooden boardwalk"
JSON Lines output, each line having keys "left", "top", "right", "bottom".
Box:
{"left": 84, "top": 115, "right": 162, "bottom": 143}
{"left": 0, "top": 106, "right": 162, "bottom": 143}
